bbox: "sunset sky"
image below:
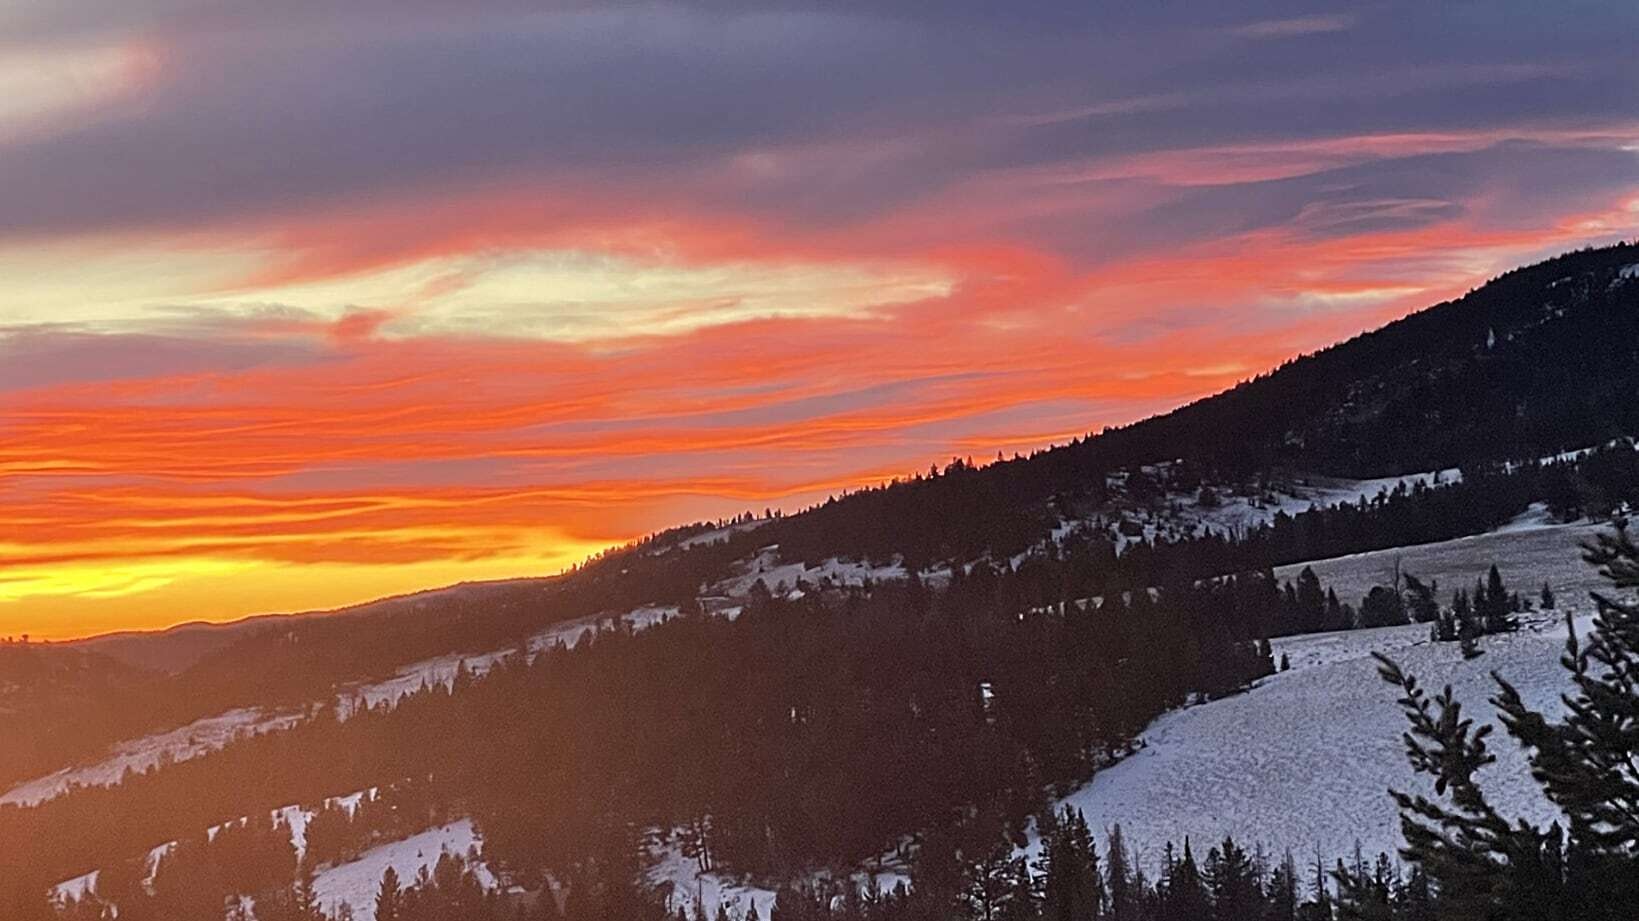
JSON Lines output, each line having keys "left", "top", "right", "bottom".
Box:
{"left": 3, "top": 2, "right": 1638, "bottom": 640}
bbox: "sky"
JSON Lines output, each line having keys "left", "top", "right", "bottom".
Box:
{"left": 2, "top": 2, "right": 1637, "bottom": 640}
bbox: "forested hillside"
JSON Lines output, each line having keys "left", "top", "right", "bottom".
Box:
{"left": 1080, "top": 243, "right": 1639, "bottom": 477}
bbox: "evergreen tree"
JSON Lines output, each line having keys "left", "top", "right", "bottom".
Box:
{"left": 962, "top": 837, "right": 1033, "bottom": 921}
{"left": 1297, "top": 852, "right": 1331, "bottom": 921}
{"left": 1105, "top": 825, "right": 1133, "bottom": 921}
{"left": 1331, "top": 845, "right": 1392, "bottom": 921}
{"left": 1296, "top": 567, "right": 1327, "bottom": 634}
{"left": 1265, "top": 851, "right": 1298, "bottom": 921}
{"left": 1203, "top": 835, "right": 1260, "bottom": 921}
{"left": 375, "top": 866, "right": 403, "bottom": 921}
{"left": 1395, "top": 866, "right": 1434, "bottom": 921}
{"left": 1490, "top": 525, "right": 1639, "bottom": 912}
{"left": 1479, "top": 565, "right": 1518, "bottom": 634}
{"left": 1359, "top": 586, "right": 1408, "bottom": 629}
{"left": 1402, "top": 574, "right": 1440, "bottom": 624}
{"left": 1372, "top": 525, "right": 1639, "bottom": 920}
{"left": 1324, "top": 590, "right": 1347, "bottom": 632}
{"left": 1163, "top": 840, "right": 1209, "bottom": 921}
{"left": 293, "top": 867, "right": 324, "bottom": 921}
{"left": 1039, "top": 807, "right": 1103, "bottom": 921}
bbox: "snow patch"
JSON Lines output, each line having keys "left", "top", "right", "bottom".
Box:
{"left": 49, "top": 870, "right": 98, "bottom": 906}
{"left": 715, "top": 549, "right": 906, "bottom": 598}
{"left": 672, "top": 519, "right": 770, "bottom": 551}
{"left": 647, "top": 836, "right": 909, "bottom": 919}
{"left": 313, "top": 819, "right": 493, "bottom": 921}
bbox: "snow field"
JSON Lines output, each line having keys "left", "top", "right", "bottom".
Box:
{"left": 1050, "top": 571, "right": 1610, "bottom": 873}
{"left": 313, "top": 819, "right": 493, "bottom": 921}
{"left": 1272, "top": 517, "right": 1609, "bottom": 616}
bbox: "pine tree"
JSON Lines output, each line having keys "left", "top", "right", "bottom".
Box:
{"left": 1040, "top": 807, "right": 1103, "bottom": 921}
{"left": 1480, "top": 565, "right": 1518, "bottom": 634}
{"left": 1455, "top": 587, "right": 1484, "bottom": 657}
{"left": 1372, "top": 652, "right": 1530, "bottom": 916}
{"left": 1163, "top": 839, "right": 1209, "bottom": 921}
{"left": 1490, "top": 525, "right": 1639, "bottom": 912}
{"left": 962, "top": 837, "right": 1034, "bottom": 921}
{"left": 1003, "top": 856, "right": 1042, "bottom": 921}
{"left": 1297, "top": 852, "right": 1331, "bottom": 921}
{"left": 1395, "top": 866, "right": 1434, "bottom": 921}
{"left": 1105, "top": 824, "right": 1133, "bottom": 921}
{"left": 1203, "top": 835, "right": 1260, "bottom": 921}
{"left": 375, "top": 866, "right": 403, "bottom": 921}
{"left": 1402, "top": 574, "right": 1440, "bottom": 624}
{"left": 1296, "top": 567, "right": 1327, "bottom": 633}
{"left": 1265, "top": 851, "right": 1298, "bottom": 921}
{"left": 1372, "top": 525, "right": 1639, "bottom": 920}
{"left": 1331, "top": 845, "right": 1392, "bottom": 921}
{"left": 1539, "top": 581, "right": 1556, "bottom": 611}
{"left": 1324, "top": 589, "right": 1347, "bottom": 632}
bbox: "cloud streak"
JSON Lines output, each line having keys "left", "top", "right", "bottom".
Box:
{"left": 1229, "top": 13, "right": 1358, "bottom": 40}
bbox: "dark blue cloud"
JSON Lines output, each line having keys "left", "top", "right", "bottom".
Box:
{"left": 0, "top": 1, "right": 1633, "bottom": 254}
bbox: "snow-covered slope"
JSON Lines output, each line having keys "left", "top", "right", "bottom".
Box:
{"left": 1052, "top": 586, "right": 1600, "bottom": 869}
{"left": 1272, "top": 516, "right": 1608, "bottom": 610}
{"left": 313, "top": 819, "right": 492, "bottom": 921}
{"left": 4, "top": 605, "right": 681, "bottom": 807}
{"left": 3, "top": 707, "right": 303, "bottom": 808}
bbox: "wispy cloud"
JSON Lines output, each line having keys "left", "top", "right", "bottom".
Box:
{"left": 1229, "top": 12, "right": 1359, "bottom": 39}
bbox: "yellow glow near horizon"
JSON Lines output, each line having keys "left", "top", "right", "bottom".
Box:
{"left": 0, "top": 539, "right": 614, "bottom": 642}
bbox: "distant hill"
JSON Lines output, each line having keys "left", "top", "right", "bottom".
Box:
{"left": 68, "top": 577, "right": 555, "bottom": 675}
